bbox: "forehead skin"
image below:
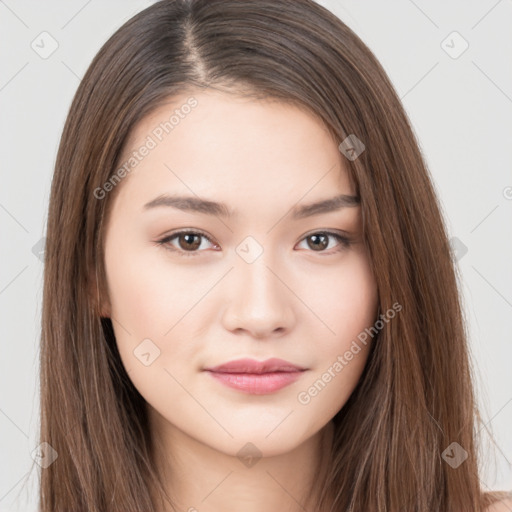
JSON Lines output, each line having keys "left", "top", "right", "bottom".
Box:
{"left": 109, "top": 88, "right": 358, "bottom": 232}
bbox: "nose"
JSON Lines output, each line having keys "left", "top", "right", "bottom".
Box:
{"left": 221, "top": 255, "right": 296, "bottom": 339}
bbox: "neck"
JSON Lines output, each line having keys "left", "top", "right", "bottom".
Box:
{"left": 148, "top": 410, "right": 335, "bottom": 512}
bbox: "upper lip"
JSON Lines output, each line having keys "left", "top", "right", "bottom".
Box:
{"left": 204, "top": 357, "right": 306, "bottom": 374}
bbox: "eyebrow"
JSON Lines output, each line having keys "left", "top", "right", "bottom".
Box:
{"left": 143, "top": 193, "right": 360, "bottom": 219}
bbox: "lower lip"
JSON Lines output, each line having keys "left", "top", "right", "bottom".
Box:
{"left": 205, "top": 370, "right": 304, "bottom": 394}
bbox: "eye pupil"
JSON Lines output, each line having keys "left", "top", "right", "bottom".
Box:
{"left": 180, "top": 233, "right": 201, "bottom": 250}
{"left": 308, "top": 234, "right": 328, "bottom": 251}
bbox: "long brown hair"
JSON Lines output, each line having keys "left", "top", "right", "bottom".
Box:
{"left": 35, "top": 0, "right": 508, "bottom": 510}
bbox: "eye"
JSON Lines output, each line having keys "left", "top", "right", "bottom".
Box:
{"left": 296, "top": 231, "right": 352, "bottom": 254}
{"left": 156, "top": 230, "right": 218, "bottom": 257}
{"left": 155, "top": 229, "right": 353, "bottom": 257}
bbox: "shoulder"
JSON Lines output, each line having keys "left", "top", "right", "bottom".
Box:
{"left": 485, "top": 497, "right": 512, "bottom": 512}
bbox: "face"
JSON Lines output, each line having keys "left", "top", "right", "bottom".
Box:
{"left": 101, "top": 88, "right": 378, "bottom": 458}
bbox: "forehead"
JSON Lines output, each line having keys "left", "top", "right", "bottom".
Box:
{"left": 114, "top": 89, "right": 355, "bottom": 211}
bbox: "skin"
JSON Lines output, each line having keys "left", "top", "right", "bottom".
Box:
{"left": 100, "top": 88, "right": 379, "bottom": 512}
{"left": 487, "top": 499, "right": 512, "bottom": 512}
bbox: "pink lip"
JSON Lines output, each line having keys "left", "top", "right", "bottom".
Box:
{"left": 203, "top": 358, "right": 307, "bottom": 395}
{"left": 204, "top": 357, "right": 305, "bottom": 373}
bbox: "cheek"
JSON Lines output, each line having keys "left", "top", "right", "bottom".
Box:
{"left": 105, "top": 244, "right": 200, "bottom": 333}
{"left": 103, "top": 246, "right": 200, "bottom": 401}
{"left": 103, "top": 241, "right": 220, "bottom": 380}
{"left": 294, "top": 251, "right": 378, "bottom": 413}
{"left": 306, "top": 250, "right": 378, "bottom": 356}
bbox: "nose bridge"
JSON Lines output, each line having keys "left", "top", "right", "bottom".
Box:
{"left": 234, "top": 233, "right": 276, "bottom": 285}
{"left": 222, "top": 236, "right": 294, "bottom": 335}
{"left": 235, "top": 244, "right": 283, "bottom": 307}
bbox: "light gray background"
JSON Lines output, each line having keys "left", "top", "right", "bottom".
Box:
{"left": 1, "top": 1, "right": 511, "bottom": 510}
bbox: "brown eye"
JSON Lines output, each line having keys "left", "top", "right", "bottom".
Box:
{"left": 157, "top": 230, "right": 217, "bottom": 257}
{"left": 306, "top": 233, "right": 329, "bottom": 251}
{"left": 176, "top": 233, "right": 202, "bottom": 251}
{"left": 157, "top": 230, "right": 352, "bottom": 258}
{"left": 297, "top": 231, "right": 352, "bottom": 254}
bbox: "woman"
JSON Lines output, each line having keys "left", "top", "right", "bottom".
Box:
{"left": 37, "top": 0, "right": 511, "bottom": 510}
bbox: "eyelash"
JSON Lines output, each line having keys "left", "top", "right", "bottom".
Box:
{"left": 155, "top": 229, "right": 353, "bottom": 258}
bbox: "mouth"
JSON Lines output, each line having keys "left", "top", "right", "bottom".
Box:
{"left": 203, "top": 357, "right": 307, "bottom": 394}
